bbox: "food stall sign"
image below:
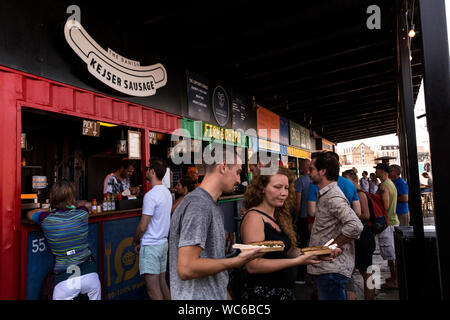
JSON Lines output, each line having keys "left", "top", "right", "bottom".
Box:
{"left": 187, "top": 71, "right": 210, "bottom": 122}
{"left": 149, "top": 131, "right": 158, "bottom": 145}
{"left": 289, "top": 121, "right": 302, "bottom": 148}
{"left": 280, "top": 117, "right": 290, "bottom": 146}
{"left": 288, "top": 146, "right": 311, "bottom": 159}
{"left": 212, "top": 86, "right": 230, "bottom": 127}
{"left": 258, "top": 139, "right": 280, "bottom": 153}
{"left": 322, "top": 138, "right": 334, "bottom": 151}
{"left": 128, "top": 130, "right": 141, "bottom": 160}
{"left": 82, "top": 120, "right": 100, "bottom": 137}
{"left": 280, "top": 145, "right": 289, "bottom": 156}
{"left": 180, "top": 118, "right": 203, "bottom": 141}
{"left": 257, "top": 106, "right": 280, "bottom": 142}
{"left": 64, "top": 19, "right": 167, "bottom": 97}
{"left": 203, "top": 123, "right": 244, "bottom": 147}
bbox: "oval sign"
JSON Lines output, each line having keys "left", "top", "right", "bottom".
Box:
{"left": 212, "top": 86, "right": 229, "bottom": 127}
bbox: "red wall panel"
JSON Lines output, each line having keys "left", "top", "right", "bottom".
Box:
{"left": 75, "top": 91, "right": 95, "bottom": 115}
{"left": 96, "top": 97, "right": 113, "bottom": 120}
{"left": 24, "top": 78, "right": 50, "bottom": 106}
{"left": 52, "top": 85, "right": 74, "bottom": 112}
{"left": 113, "top": 101, "right": 128, "bottom": 123}
{"left": 0, "top": 70, "right": 21, "bottom": 299}
{"left": 128, "top": 105, "right": 143, "bottom": 125}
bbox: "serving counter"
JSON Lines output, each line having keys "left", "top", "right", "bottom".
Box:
{"left": 21, "top": 193, "right": 246, "bottom": 300}
{"left": 20, "top": 209, "right": 146, "bottom": 300}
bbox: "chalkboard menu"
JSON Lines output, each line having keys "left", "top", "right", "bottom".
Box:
{"left": 187, "top": 71, "right": 210, "bottom": 122}
{"left": 212, "top": 86, "right": 230, "bottom": 127}
{"left": 231, "top": 94, "right": 246, "bottom": 131}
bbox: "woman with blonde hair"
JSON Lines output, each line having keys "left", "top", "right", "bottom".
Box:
{"left": 240, "top": 167, "right": 336, "bottom": 300}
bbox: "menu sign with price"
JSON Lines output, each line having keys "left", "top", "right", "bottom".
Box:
{"left": 128, "top": 130, "right": 141, "bottom": 159}
{"left": 149, "top": 131, "right": 158, "bottom": 145}
{"left": 82, "top": 120, "right": 100, "bottom": 137}
{"left": 187, "top": 71, "right": 210, "bottom": 122}
{"left": 231, "top": 95, "right": 247, "bottom": 131}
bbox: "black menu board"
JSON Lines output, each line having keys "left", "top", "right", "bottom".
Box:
{"left": 187, "top": 70, "right": 210, "bottom": 122}
{"left": 231, "top": 94, "right": 247, "bottom": 131}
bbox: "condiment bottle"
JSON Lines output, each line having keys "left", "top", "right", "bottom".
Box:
{"left": 104, "top": 194, "right": 110, "bottom": 211}
{"left": 92, "top": 199, "right": 97, "bottom": 214}
{"left": 111, "top": 194, "right": 116, "bottom": 211}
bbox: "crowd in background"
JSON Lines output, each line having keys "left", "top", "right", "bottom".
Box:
{"left": 27, "top": 146, "right": 420, "bottom": 300}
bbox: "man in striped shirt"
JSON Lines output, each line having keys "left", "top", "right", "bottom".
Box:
{"left": 27, "top": 180, "right": 101, "bottom": 300}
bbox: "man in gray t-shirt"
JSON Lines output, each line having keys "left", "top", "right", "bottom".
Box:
{"left": 170, "top": 188, "right": 228, "bottom": 299}
{"left": 169, "top": 146, "right": 262, "bottom": 300}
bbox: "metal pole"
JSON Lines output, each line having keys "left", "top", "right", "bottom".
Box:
{"left": 419, "top": 0, "right": 450, "bottom": 300}
{"left": 397, "top": 0, "right": 424, "bottom": 242}
{"left": 396, "top": 0, "right": 426, "bottom": 300}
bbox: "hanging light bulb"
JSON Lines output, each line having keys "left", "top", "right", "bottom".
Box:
{"left": 408, "top": 24, "right": 416, "bottom": 38}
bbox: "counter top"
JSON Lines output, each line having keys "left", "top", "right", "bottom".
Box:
{"left": 21, "top": 208, "right": 142, "bottom": 227}
{"left": 89, "top": 208, "right": 142, "bottom": 218}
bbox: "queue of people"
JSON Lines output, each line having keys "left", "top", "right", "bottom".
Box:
{"left": 27, "top": 147, "right": 415, "bottom": 301}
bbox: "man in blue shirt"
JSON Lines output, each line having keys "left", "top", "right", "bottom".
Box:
{"left": 389, "top": 164, "right": 410, "bottom": 226}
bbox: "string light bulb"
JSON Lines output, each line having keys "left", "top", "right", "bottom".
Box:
{"left": 408, "top": 24, "right": 416, "bottom": 38}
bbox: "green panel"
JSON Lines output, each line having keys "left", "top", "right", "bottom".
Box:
{"left": 202, "top": 123, "right": 248, "bottom": 148}
{"left": 181, "top": 118, "right": 203, "bottom": 140}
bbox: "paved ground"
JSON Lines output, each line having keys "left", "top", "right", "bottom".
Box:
{"left": 294, "top": 215, "right": 435, "bottom": 300}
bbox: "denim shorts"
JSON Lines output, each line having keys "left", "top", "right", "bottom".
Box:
{"left": 316, "top": 273, "right": 349, "bottom": 300}
{"left": 139, "top": 242, "right": 168, "bottom": 275}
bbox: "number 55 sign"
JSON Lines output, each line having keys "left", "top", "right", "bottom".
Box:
{"left": 31, "top": 238, "right": 47, "bottom": 253}
{"left": 26, "top": 231, "right": 54, "bottom": 299}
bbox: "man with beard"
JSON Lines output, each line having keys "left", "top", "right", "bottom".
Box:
{"left": 307, "top": 152, "right": 363, "bottom": 300}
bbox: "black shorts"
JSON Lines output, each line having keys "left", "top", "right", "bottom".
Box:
{"left": 355, "top": 226, "right": 376, "bottom": 273}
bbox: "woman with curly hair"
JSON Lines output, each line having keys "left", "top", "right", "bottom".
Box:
{"left": 240, "top": 167, "right": 326, "bottom": 300}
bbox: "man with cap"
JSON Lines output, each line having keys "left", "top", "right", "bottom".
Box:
{"left": 374, "top": 163, "right": 399, "bottom": 289}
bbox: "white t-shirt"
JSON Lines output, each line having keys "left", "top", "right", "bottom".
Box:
{"left": 141, "top": 185, "right": 173, "bottom": 246}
